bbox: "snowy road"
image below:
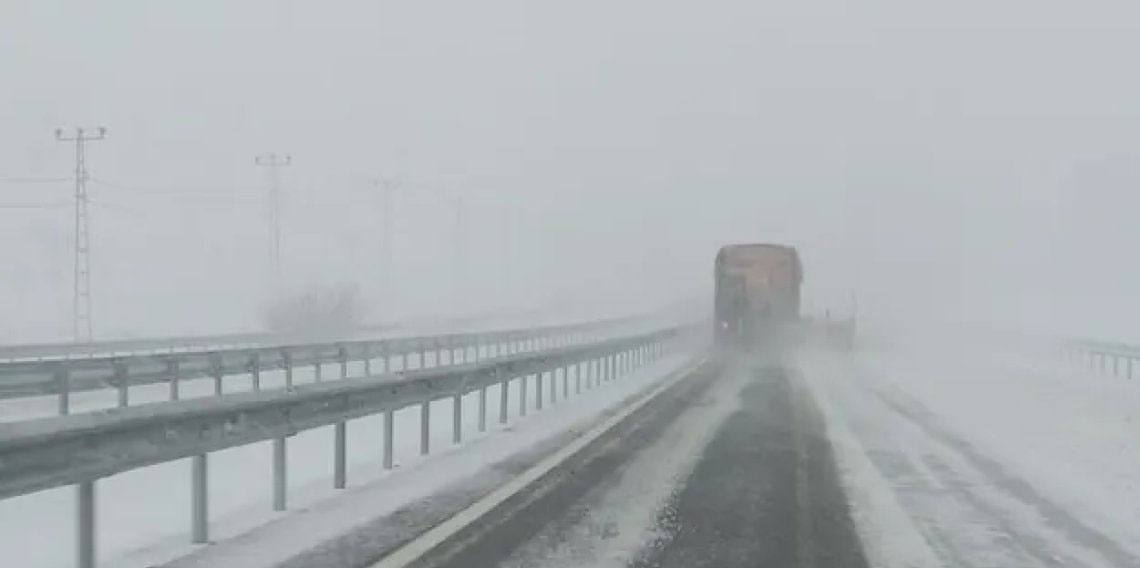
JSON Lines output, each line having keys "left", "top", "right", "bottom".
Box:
{"left": 382, "top": 359, "right": 868, "bottom": 568}
{"left": 342, "top": 345, "right": 1140, "bottom": 568}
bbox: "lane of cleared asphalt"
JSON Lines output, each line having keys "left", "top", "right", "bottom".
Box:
{"left": 385, "top": 360, "right": 869, "bottom": 568}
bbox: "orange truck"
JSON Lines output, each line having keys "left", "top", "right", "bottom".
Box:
{"left": 714, "top": 243, "right": 802, "bottom": 345}
{"left": 714, "top": 243, "right": 854, "bottom": 350}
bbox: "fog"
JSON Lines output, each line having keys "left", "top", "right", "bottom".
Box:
{"left": 2, "top": 0, "right": 1139, "bottom": 343}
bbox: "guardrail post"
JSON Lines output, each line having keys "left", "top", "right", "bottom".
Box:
{"left": 550, "top": 369, "right": 558, "bottom": 405}
{"left": 273, "top": 437, "right": 287, "bottom": 511}
{"left": 363, "top": 344, "right": 372, "bottom": 376}
{"left": 167, "top": 359, "right": 181, "bottom": 401}
{"left": 211, "top": 354, "right": 223, "bottom": 395}
{"left": 338, "top": 346, "right": 349, "bottom": 381}
{"left": 56, "top": 364, "right": 70, "bottom": 415}
{"left": 383, "top": 410, "right": 394, "bottom": 469}
{"left": 478, "top": 385, "right": 488, "bottom": 432}
{"left": 499, "top": 371, "right": 509, "bottom": 424}
{"left": 191, "top": 454, "right": 208, "bottom": 543}
{"left": 314, "top": 360, "right": 323, "bottom": 382}
{"left": 519, "top": 374, "right": 528, "bottom": 416}
{"left": 114, "top": 360, "right": 129, "bottom": 408}
{"left": 536, "top": 372, "right": 544, "bottom": 410}
{"left": 401, "top": 349, "right": 409, "bottom": 372}
{"left": 77, "top": 480, "right": 96, "bottom": 568}
{"left": 382, "top": 342, "right": 391, "bottom": 373}
{"left": 282, "top": 351, "right": 293, "bottom": 389}
{"left": 453, "top": 393, "right": 463, "bottom": 444}
{"left": 334, "top": 421, "right": 347, "bottom": 489}
{"left": 419, "top": 346, "right": 426, "bottom": 369}
{"left": 420, "top": 401, "right": 431, "bottom": 455}
{"left": 575, "top": 363, "right": 582, "bottom": 394}
{"left": 251, "top": 354, "right": 261, "bottom": 392}
{"left": 563, "top": 366, "right": 570, "bottom": 398}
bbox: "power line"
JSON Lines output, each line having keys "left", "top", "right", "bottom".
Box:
{"left": 0, "top": 202, "right": 69, "bottom": 210}
{"left": 88, "top": 198, "right": 147, "bottom": 219}
{"left": 88, "top": 176, "right": 259, "bottom": 196}
{"left": 56, "top": 125, "right": 106, "bottom": 342}
{"left": 0, "top": 176, "right": 70, "bottom": 184}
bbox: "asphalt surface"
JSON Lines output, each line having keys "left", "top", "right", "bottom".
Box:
{"left": 404, "top": 362, "right": 869, "bottom": 568}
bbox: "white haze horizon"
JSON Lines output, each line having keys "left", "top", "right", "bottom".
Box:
{"left": 2, "top": 0, "right": 1139, "bottom": 344}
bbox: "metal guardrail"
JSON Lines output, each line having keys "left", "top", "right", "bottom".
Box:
{"left": 0, "top": 317, "right": 641, "bottom": 412}
{"left": 1061, "top": 339, "right": 1140, "bottom": 379}
{"left": 0, "top": 325, "right": 687, "bottom": 568}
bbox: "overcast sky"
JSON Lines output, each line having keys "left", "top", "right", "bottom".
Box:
{"left": 2, "top": 0, "right": 1140, "bottom": 341}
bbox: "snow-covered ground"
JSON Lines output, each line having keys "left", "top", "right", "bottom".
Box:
{"left": 0, "top": 349, "right": 697, "bottom": 568}
{"left": 799, "top": 343, "right": 1140, "bottom": 568}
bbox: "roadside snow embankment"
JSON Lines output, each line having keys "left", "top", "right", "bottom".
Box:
{"left": 859, "top": 344, "right": 1140, "bottom": 553}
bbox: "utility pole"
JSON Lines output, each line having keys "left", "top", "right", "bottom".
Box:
{"left": 373, "top": 177, "right": 396, "bottom": 307}
{"left": 55, "top": 126, "right": 106, "bottom": 342}
{"left": 255, "top": 153, "right": 291, "bottom": 283}
{"left": 451, "top": 189, "right": 465, "bottom": 315}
